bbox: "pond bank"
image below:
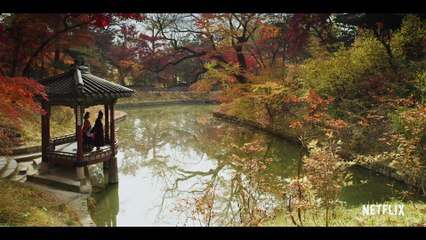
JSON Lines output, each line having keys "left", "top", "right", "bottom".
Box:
{"left": 117, "top": 99, "right": 216, "bottom": 109}
{"left": 359, "top": 162, "right": 426, "bottom": 194}
{"left": 212, "top": 110, "right": 300, "bottom": 146}
{"left": 213, "top": 110, "right": 426, "bottom": 195}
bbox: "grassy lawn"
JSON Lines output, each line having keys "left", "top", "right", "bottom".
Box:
{"left": 264, "top": 201, "right": 426, "bottom": 226}
{"left": 0, "top": 178, "right": 81, "bottom": 226}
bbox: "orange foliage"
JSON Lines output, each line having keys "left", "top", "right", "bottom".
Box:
{"left": 289, "top": 120, "right": 302, "bottom": 129}
{"left": 283, "top": 89, "right": 334, "bottom": 128}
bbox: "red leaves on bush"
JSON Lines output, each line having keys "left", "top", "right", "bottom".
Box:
{"left": 0, "top": 75, "right": 47, "bottom": 126}
{"left": 289, "top": 120, "right": 302, "bottom": 129}
{"left": 93, "top": 13, "right": 145, "bottom": 29}
{"left": 139, "top": 34, "right": 161, "bottom": 42}
{"left": 93, "top": 14, "right": 110, "bottom": 29}
{"left": 115, "top": 13, "right": 145, "bottom": 21}
{"left": 283, "top": 89, "right": 335, "bottom": 128}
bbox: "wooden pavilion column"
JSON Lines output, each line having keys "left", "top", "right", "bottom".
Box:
{"left": 108, "top": 99, "right": 118, "bottom": 184}
{"left": 104, "top": 103, "right": 109, "bottom": 143}
{"left": 40, "top": 101, "right": 51, "bottom": 173}
{"left": 75, "top": 104, "right": 85, "bottom": 180}
{"left": 103, "top": 103, "right": 110, "bottom": 170}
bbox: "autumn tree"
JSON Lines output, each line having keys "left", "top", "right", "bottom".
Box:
{"left": 139, "top": 13, "right": 263, "bottom": 85}
{"left": 0, "top": 13, "right": 145, "bottom": 154}
{"left": 245, "top": 14, "right": 288, "bottom": 71}
{"left": 0, "top": 13, "right": 145, "bottom": 78}
{"left": 0, "top": 75, "right": 46, "bottom": 155}
{"left": 97, "top": 25, "right": 140, "bottom": 85}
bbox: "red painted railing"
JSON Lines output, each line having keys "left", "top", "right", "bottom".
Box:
{"left": 47, "top": 135, "right": 118, "bottom": 166}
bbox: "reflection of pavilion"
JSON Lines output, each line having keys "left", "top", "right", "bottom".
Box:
{"left": 91, "top": 184, "right": 119, "bottom": 226}
{"left": 31, "top": 64, "right": 133, "bottom": 193}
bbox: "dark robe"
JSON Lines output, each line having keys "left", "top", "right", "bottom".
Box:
{"left": 91, "top": 117, "right": 105, "bottom": 147}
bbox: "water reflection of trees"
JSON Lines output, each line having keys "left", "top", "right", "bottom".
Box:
{"left": 114, "top": 105, "right": 301, "bottom": 225}
{"left": 92, "top": 106, "right": 426, "bottom": 226}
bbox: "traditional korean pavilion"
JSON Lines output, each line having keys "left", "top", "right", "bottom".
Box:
{"left": 37, "top": 64, "right": 133, "bottom": 186}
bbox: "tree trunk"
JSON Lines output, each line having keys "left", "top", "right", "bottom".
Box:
{"left": 40, "top": 50, "right": 44, "bottom": 79}
{"left": 54, "top": 49, "right": 60, "bottom": 62}
{"left": 372, "top": 28, "right": 396, "bottom": 71}
{"left": 118, "top": 71, "right": 126, "bottom": 86}
{"left": 233, "top": 44, "right": 248, "bottom": 84}
{"left": 11, "top": 45, "right": 19, "bottom": 77}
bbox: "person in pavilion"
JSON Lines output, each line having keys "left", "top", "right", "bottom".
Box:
{"left": 91, "top": 110, "right": 105, "bottom": 150}
{"left": 82, "top": 112, "right": 94, "bottom": 151}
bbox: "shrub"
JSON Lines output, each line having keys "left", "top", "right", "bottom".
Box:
{"left": 301, "top": 34, "right": 392, "bottom": 103}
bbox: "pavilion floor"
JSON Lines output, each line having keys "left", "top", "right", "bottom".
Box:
{"left": 54, "top": 142, "right": 111, "bottom": 154}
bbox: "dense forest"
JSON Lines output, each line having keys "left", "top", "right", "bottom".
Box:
{"left": 1, "top": 13, "right": 426, "bottom": 226}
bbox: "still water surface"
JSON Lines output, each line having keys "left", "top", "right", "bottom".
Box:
{"left": 90, "top": 104, "right": 424, "bottom": 226}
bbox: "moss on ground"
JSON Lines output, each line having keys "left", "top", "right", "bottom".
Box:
{"left": 0, "top": 178, "right": 81, "bottom": 226}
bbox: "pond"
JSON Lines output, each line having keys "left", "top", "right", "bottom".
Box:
{"left": 90, "top": 104, "right": 424, "bottom": 226}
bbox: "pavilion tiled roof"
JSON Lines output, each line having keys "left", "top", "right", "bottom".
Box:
{"left": 38, "top": 65, "right": 133, "bottom": 105}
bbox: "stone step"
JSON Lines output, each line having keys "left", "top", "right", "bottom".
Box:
{"left": 27, "top": 174, "right": 82, "bottom": 193}
{"left": 9, "top": 174, "right": 27, "bottom": 182}
{"left": 12, "top": 145, "right": 42, "bottom": 155}
{"left": 18, "top": 157, "right": 42, "bottom": 177}
{"left": 26, "top": 166, "right": 91, "bottom": 193}
{"left": 0, "top": 157, "right": 8, "bottom": 173}
{"left": 26, "top": 165, "right": 39, "bottom": 176}
{"left": 13, "top": 152, "right": 42, "bottom": 163}
{"left": 18, "top": 160, "right": 38, "bottom": 176}
{"left": 16, "top": 162, "right": 29, "bottom": 175}
{"left": 0, "top": 158, "right": 18, "bottom": 179}
{"left": 33, "top": 157, "right": 42, "bottom": 168}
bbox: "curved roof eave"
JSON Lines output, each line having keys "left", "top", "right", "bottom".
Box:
{"left": 37, "top": 65, "right": 134, "bottom": 105}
